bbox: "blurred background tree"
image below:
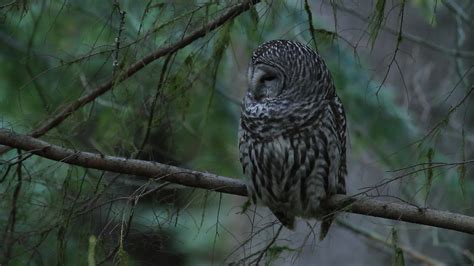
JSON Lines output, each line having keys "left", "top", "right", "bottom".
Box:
{"left": 0, "top": 0, "right": 472, "bottom": 265}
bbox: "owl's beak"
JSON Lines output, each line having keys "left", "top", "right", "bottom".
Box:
{"left": 250, "top": 88, "right": 265, "bottom": 102}
{"left": 249, "top": 76, "right": 266, "bottom": 102}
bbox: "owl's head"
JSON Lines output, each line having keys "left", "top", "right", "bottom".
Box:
{"left": 246, "top": 40, "right": 332, "bottom": 103}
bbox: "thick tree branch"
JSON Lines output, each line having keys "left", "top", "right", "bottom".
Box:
{"left": 1, "top": 128, "right": 474, "bottom": 235}
{"left": 0, "top": 0, "right": 260, "bottom": 155}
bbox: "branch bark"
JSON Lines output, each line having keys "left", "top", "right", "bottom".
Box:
{"left": 0, "top": 0, "right": 260, "bottom": 155}
{"left": 1, "top": 129, "right": 474, "bottom": 235}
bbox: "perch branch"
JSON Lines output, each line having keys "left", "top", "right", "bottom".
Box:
{"left": 0, "top": 0, "right": 260, "bottom": 155}
{"left": 1, "top": 128, "right": 474, "bottom": 235}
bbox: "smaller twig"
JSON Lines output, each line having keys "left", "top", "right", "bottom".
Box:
{"left": 112, "top": 2, "right": 126, "bottom": 76}
{"left": 0, "top": 1, "right": 16, "bottom": 9}
{"left": 136, "top": 53, "right": 173, "bottom": 158}
{"left": 223, "top": 221, "right": 279, "bottom": 264}
{"left": 442, "top": 0, "right": 473, "bottom": 27}
{"left": 252, "top": 224, "right": 284, "bottom": 265}
{"left": 0, "top": 0, "right": 261, "bottom": 156}
{"left": 376, "top": 0, "right": 405, "bottom": 95}
{"left": 211, "top": 193, "right": 224, "bottom": 265}
{"left": 332, "top": 2, "right": 474, "bottom": 58}
{"left": 336, "top": 219, "right": 445, "bottom": 266}
{"left": 1, "top": 149, "right": 24, "bottom": 265}
{"left": 304, "top": 0, "right": 319, "bottom": 52}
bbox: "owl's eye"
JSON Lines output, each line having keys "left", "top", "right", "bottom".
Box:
{"left": 259, "top": 75, "right": 276, "bottom": 83}
{"left": 248, "top": 65, "right": 283, "bottom": 101}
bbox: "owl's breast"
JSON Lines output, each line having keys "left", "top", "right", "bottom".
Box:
{"left": 240, "top": 97, "right": 326, "bottom": 141}
{"left": 239, "top": 124, "right": 328, "bottom": 216}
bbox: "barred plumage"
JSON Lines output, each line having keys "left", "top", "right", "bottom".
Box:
{"left": 238, "top": 40, "right": 347, "bottom": 239}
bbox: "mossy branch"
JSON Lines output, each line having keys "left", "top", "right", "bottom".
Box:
{"left": 1, "top": 128, "right": 473, "bottom": 235}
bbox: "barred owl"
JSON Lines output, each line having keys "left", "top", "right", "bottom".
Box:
{"left": 238, "top": 40, "right": 347, "bottom": 239}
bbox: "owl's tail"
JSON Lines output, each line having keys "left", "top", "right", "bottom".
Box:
{"left": 273, "top": 210, "right": 295, "bottom": 230}
{"left": 319, "top": 214, "right": 334, "bottom": 240}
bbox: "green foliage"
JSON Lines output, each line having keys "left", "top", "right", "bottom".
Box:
{"left": 88, "top": 235, "right": 97, "bottom": 266}
{"left": 391, "top": 228, "right": 405, "bottom": 266}
{"left": 425, "top": 147, "right": 435, "bottom": 200}
{"left": 368, "top": 0, "right": 386, "bottom": 50}
{"left": 266, "top": 245, "right": 297, "bottom": 265}
{"left": 410, "top": 0, "right": 438, "bottom": 24}
{"left": 458, "top": 128, "right": 466, "bottom": 198}
{"left": 240, "top": 198, "right": 252, "bottom": 214}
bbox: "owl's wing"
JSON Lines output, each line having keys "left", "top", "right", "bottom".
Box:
{"left": 238, "top": 119, "right": 259, "bottom": 203}
{"left": 331, "top": 95, "right": 347, "bottom": 195}
{"left": 319, "top": 96, "right": 347, "bottom": 240}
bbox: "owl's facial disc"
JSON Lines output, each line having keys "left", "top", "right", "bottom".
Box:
{"left": 248, "top": 64, "right": 283, "bottom": 101}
